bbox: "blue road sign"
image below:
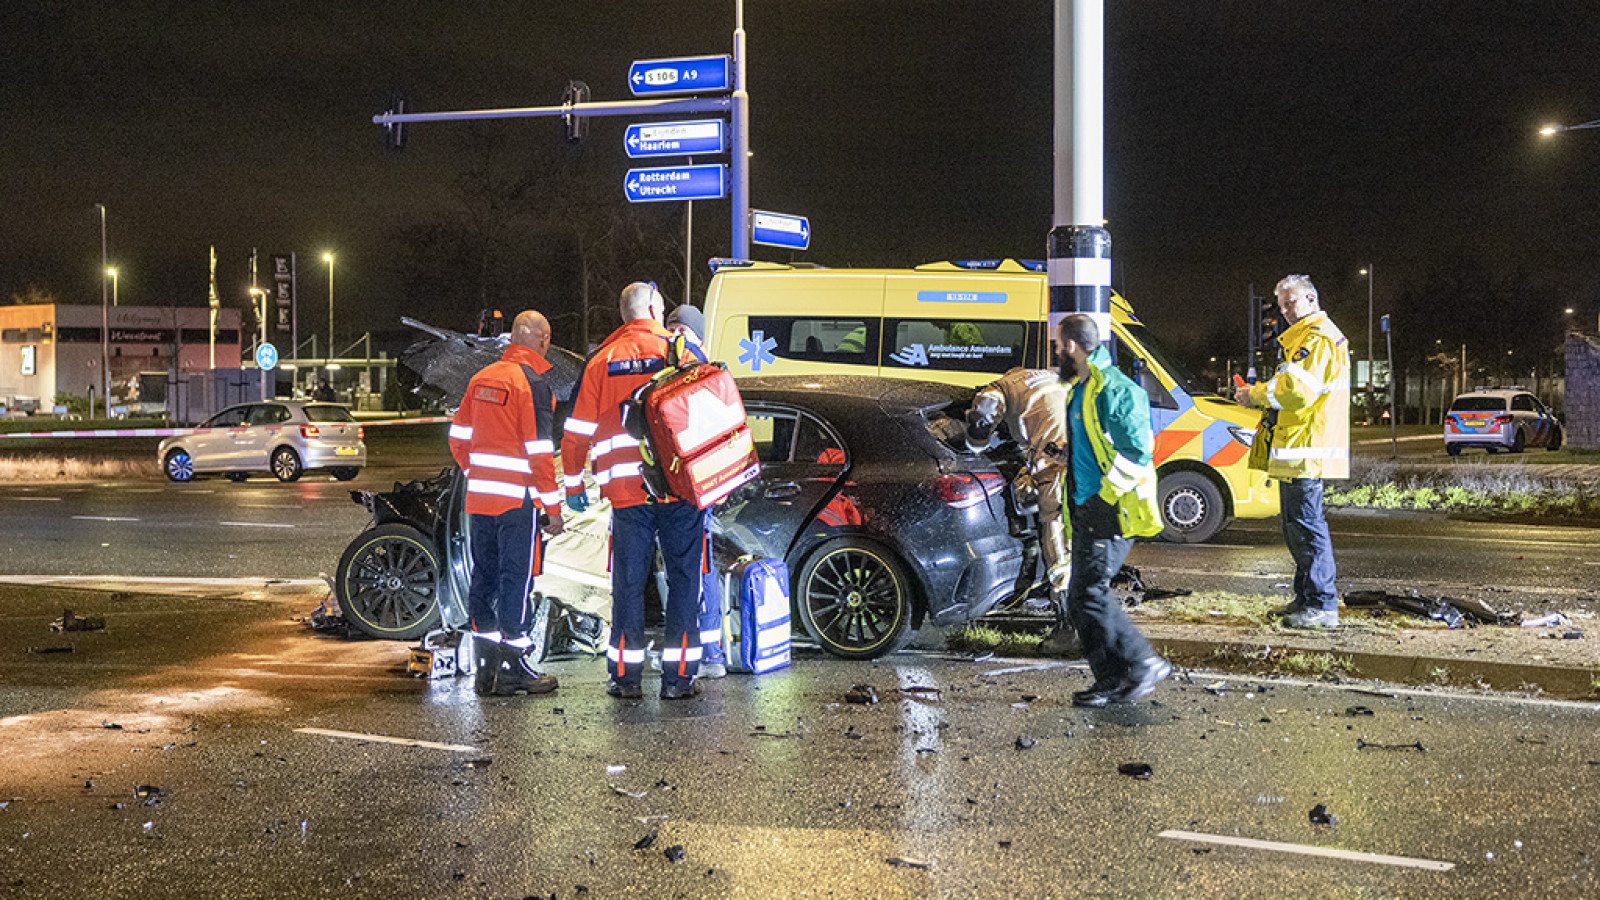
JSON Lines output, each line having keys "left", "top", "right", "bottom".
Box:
{"left": 628, "top": 55, "right": 732, "bottom": 96}
{"left": 625, "top": 165, "right": 727, "bottom": 203}
{"left": 751, "top": 210, "right": 811, "bottom": 250}
{"left": 625, "top": 120, "right": 727, "bottom": 158}
{"left": 256, "top": 342, "right": 278, "bottom": 371}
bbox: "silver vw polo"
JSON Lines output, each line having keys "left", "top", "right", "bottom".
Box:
{"left": 158, "top": 401, "right": 366, "bottom": 483}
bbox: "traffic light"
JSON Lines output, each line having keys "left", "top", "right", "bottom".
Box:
{"left": 1259, "top": 299, "right": 1280, "bottom": 344}
{"left": 384, "top": 94, "right": 410, "bottom": 153}
{"left": 561, "top": 80, "right": 590, "bottom": 144}
{"left": 478, "top": 309, "right": 504, "bottom": 338}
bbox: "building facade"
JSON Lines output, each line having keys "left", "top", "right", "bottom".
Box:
{"left": 0, "top": 304, "right": 241, "bottom": 410}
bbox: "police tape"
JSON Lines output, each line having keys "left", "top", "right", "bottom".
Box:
{"left": 0, "top": 416, "right": 453, "bottom": 439}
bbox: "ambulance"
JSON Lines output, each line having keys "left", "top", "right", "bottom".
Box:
{"left": 700, "top": 258, "right": 1276, "bottom": 542}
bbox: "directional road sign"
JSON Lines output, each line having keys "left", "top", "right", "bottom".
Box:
{"left": 625, "top": 164, "right": 727, "bottom": 203}
{"left": 625, "top": 120, "right": 727, "bottom": 158}
{"left": 752, "top": 210, "right": 811, "bottom": 250}
{"left": 256, "top": 342, "right": 279, "bottom": 371}
{"left": 628, "top": 55, "right": 732, "bottom": 96}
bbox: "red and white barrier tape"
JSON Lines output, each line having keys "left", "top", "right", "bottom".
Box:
{"left": 0, "top": 416, "right": 453, "bottom": 439}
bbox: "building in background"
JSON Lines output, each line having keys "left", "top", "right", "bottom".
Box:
{"left": 0, "top": 304, "right": 241, "bottom": 412}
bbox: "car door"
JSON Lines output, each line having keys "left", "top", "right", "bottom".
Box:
{"left": 239, "top": 404, "right": 291, "bottom": 469}
{"left": 189, "top": 405, "right": 249, "bottom": 471}
{"left": 712, "top": 405, "right": 848, "bottom": 563}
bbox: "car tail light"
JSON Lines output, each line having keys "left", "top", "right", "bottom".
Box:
{"left": 935, "top": 472, "right": 1005, "bottom": 509}
{"left": 1491, "top": 415, "right": 1512, "bottom": 426}
{"left": 1444, "top": 413, "right": 1459, "bottom": 424}
{"left": 358, "top": 425, "right": 365, "bottom": 440}
{"left": 300, "top": 425, "right": 321, "bottom": 439}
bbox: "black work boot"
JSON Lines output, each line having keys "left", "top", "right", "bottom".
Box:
{"left": 473, "top": 636, "right": 501, "bottom": 696}
{"left": 491, "top": 644, "right": 559, "bottom": 696}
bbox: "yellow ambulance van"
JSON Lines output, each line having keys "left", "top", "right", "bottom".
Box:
{"left": 701, "top": 258, "right": 1276, "bottom": 542}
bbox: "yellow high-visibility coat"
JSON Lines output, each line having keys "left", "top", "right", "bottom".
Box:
{"left": 1247, "top": 310, "right": 1350, "bottom": 480}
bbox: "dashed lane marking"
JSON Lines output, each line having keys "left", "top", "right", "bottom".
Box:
{"left": 294, "top": 728, "right": 478, "bottom": 753}
{"left": 14, "top": 496, "right": 62, "bottom": 501}
{"left": 1158, "top": 830, "right": 1455, "bottom": 871}
{"left": 70, "top": 515, "right": 139, "bottom": 522}
{"left": 220, "top": 521, "right": 295, "bottom": 528}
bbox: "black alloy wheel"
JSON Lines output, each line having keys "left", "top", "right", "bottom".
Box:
{"left": 795, "top": 538, "right": 914, "bottom": 660}
{"left": 336, "top": 523, "right": 443, "bottom": 640}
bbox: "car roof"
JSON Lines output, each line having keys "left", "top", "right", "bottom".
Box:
{"left": 735, "top": 374, "right": 972, "bottom": 413}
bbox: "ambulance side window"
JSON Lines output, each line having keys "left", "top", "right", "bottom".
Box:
{"left": 1114, "top": 336, "right": 1178, "bottom": 410}
{"left": 749, "top": 316, "right": 877, "bottom": 363}
{"left": 882, "top": 318, "right": 1028, "bottom": 374}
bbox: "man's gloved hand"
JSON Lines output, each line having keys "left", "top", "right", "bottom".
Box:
{"left": 566, "top": 491, "right": 589, "bottom": 513}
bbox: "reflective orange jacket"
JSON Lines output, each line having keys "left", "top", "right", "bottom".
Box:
{"left": 449, "top": 344, "right": 561, "bottom": 516}
{"left": 562, "top": 319, "right": 704, "bottom": 509}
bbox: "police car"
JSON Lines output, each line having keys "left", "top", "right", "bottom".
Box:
{"left": 1443, "top": 388, "right": 1563, "bottom": 456}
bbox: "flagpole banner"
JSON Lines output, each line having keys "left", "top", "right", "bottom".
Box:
{"left": 271, "top": 254, "right": 294, "bottom": 339}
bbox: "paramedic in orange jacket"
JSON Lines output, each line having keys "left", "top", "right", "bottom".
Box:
{"left": 449, "top": 310, "right": 564, "bottom": 697}
{"left": 562, "top": 282, "right": 709, "bottom": 700}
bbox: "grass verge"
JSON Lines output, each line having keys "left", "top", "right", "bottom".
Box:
{"left": 0, "top": 456, "right": 154, "bottom": 481}
{"left": 1326, "top": 458, "right": 1600, "bottom": 518}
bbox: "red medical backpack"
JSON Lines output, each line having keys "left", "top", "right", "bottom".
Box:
{"left": 623, "top": 340, "right": 759, "bottom": 508}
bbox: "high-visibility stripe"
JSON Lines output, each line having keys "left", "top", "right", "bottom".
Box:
{"left": 1279, "top": 361, "right": 1338, "bottom": 395}
{"left": 1270, "top": 446, "right": 1349, "bottom": 461}
{"left": 538, "top": 490, "right": 564, "bottom": 507}
{"left": 565, "top": 418, "right": 598, "bottom": 437}
{"left": 564, "top": 474, "right": 585, "bottom": 489}
{"left": 467, "top": 479, "right": 528, "bottom": 499}
{"left": 699, "top": 628, "right": 722, "bottom": 645}
{"left": 449, "top": 424, "right": 473, "bottom": 440}
{"left": 606, "top": 646, "right": 647, "bottom": 664}
{"left": 1265, "top": 377, "right": 1284, "bottom": 410}
{"left": 662, "top": 646, "right": 704, "bottom": 663}
{"left": 593, "top": 434, "right": 641, "bottom": 457}
{"left": 594, "top": 462, "right": 643, "bottom": 486}
{"left": 469, "top": 452, "right": 532, "bottom": 474}
{"left": 1105, "top": 454, "right": 1146, "bottom": 492}
{"left": 524, "top": 439, "right": 554, "bottom": 456}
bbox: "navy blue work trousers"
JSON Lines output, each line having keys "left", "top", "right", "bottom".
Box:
{"left": 611, "top": 500, "right": 704, "bottom": 689}
{"left": 1067, "top": 510, "right": 1156, "bottom": 684}
{"left": 1279, "top": 478, "right": 1338, "bottom": 612}
{"left": 465, "top": 497, "right": 542, "bottom": 640}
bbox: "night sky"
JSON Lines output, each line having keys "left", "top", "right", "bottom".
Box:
{"left": 3, "top": 1, "right": 1597, "bottom": 366}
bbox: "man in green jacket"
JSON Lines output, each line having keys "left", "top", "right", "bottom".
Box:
{"left": 1234, "top": 274, "right": 1350, "bottom": 629}
{"left": 1056, "top": 314, "right": 1171, "bottom": 708}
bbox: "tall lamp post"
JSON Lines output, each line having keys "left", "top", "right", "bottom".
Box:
{"left": 1539, "top": 118, "right": 1599, "bottom": 331}
{"left": 322, "top": 252, "right": 335, "bottom": 373}
{"left": 1360, "top": 266, "right": 1374, "bottom": 424}
{"left": 96, "top": 203, "right": 109, "bottom": 419}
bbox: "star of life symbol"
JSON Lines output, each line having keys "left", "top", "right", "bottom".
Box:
{"left": 738, "top": 330, "right": 777, "bottom": 372}
{"left": 889, "top": 343, "right": 929, "bottom": 367}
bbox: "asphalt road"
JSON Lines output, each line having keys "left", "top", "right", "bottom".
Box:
{"left": 1, "top": 583, "right": 1595, "bottom": 898}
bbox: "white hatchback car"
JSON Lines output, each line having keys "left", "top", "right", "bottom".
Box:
{"left": 1444, "top": 389, "right": 1563, "bottom": 456}
{"left": 159, "top": 401, "right": 366, "bottom": 482}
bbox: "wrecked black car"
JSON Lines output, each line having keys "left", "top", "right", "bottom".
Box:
{"left": 334, "top": 323, "right": 1044, "bottom": 659}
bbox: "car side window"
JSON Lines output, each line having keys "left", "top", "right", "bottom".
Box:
{"left": 206, "top": 407, "right": 248, "bottom": 428}
{"left": 248, "top": 405, "right": 289, "bottom": 426}
{"left": 1511, "top": 394, "right": 1536, "bottom": 412}
{"left": 745, "top": 409, "right": 843, "bottom": 465}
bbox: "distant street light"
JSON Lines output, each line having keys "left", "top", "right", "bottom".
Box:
{"left": 96, "top": 203, "right": 109, "bottom": 419}
{"left": 106, "top": 267, "right": 119, "bottom": 307}
{"left": 1540, "top": 119, "right": 1600, "bottom": 136}
{"left": 248, "top": 287, "right": 270, "bottom": 352}
{"left": 1360, "top": 266, "right": 1375, "bottom": 424}
{"left": 322, "top": 252, "right": 335, "bottom": 370}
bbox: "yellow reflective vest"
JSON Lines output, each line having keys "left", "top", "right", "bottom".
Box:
{"left": 1064, "top": 348, "right": 1164, "bottom": 539}
{"left": 1247, "top": 310, "right": 1350, "bottom": 480}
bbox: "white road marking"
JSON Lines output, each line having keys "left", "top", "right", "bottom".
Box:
{"left": 239, "top": 503, "right": 301, "bottom": 509}
{"left": 220, "top": 521, "right": 295, "bottom": 528}
{"left": 0, "top": 575, "right": 325, "bottom": 590}
{"left": 978, "top": 661, "right": 1072, "bottom": 678}
{"left": 71, "top": 515, "right": 139, "bottom": 522}
{"left": 14, "top": 496, "right": 62, "bottom": 501}
{"left": 1158, "top": 830, "right": 1455, "bottom": 871}
{"left": 294, "top": 727, "right": 478, "bottom": 753}
{"left": 1190, "top": 671, "right": 1600, "bottom": 712}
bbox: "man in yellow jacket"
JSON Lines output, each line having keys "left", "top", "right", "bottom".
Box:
{"left": 1235, "top": 274, "right": 1350, "bottom": 629}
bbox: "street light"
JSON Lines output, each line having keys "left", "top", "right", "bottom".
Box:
{"left": 1540, "top": 119, "right": 1600, "bottom": 136}
{"left": 247, "top": 287, "right": 270, "bottom": 351}
{"left": 1360, "top": 266, "right": 1375, "bottom": 424}
{"left": 96, "top": 203, "right": 109, "bottom": 419}
{"left": 106, "top": 267, "right": 119, "bottom": 307}
{"left": 322, "top": 252, "right": 335, "bottom": 370}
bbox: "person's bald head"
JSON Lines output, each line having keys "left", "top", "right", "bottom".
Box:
{"left": 620, "top": 281, "right": 665, "bottom": 323}
{"left": 510, "top": 310, "right": 551, "bottom": 355}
